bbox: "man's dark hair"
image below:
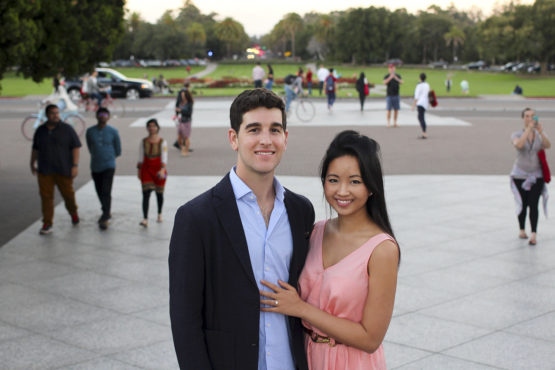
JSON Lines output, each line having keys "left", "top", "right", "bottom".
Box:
{"left": 45, "top": 104, "right": 59, "bottom": 115}
{"left": 96, "top": 107, "right": 110, "bottom": 116}
{"left": 229, "top": 89, "right": 286, "bottom": 132}
{"left": 420, "top": 73, "right": 427, "bottom": 81}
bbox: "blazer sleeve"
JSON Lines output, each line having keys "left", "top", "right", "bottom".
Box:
{"left": 169, "top": 204, "right": 211, "bottom": 369}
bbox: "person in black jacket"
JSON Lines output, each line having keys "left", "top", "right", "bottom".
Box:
{"left": 169, "top": 89, "right": 314, "bottom": 370}
{"left": 355, "top": 72, "right": 369, "bottom": 111}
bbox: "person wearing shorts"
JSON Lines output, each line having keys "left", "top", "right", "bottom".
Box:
{"left": 383, "top": 64, "right": 403, "bottom": 127}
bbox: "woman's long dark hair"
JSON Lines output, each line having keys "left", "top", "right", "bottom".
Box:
{"left": 320, "top": 130, "right": 397, "bottom": 247}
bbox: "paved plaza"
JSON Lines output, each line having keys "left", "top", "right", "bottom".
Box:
{"left": 1, "top": 96, "right": 555, "bottom": 369}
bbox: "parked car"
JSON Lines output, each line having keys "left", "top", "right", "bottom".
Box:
{"left": 502, "top": 61, "right": 519, "bottom": 71}
{"left": 65, "top": 68, "right": 154, "bottom": 101}
{"left": 466, "top": 60, "right": 487, "bottom": 70}
{"left": 429, "top": 60, "right": 448, "bottom": 69}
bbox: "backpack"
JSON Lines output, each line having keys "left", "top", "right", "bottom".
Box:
{"left": 326, "top": 75, "right": 334, "bottom": 92}
{"left": 428, "top": 90, "right": 438, "bottom": 107}
{"left": 284, "top": 74, "right": 296, "bottom": 85}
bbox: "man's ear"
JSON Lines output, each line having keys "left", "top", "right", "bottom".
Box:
{"left": 228, "top": 128, "right": 239, "bottom": 151}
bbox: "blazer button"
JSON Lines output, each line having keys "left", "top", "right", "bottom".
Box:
{"left": 251, "top": 343, "right": 257, "bottom": 347}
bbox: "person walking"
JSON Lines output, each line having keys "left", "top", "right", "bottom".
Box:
{"left": 260, "top": 130, "right": 400, "bottom": 369}
{"left": 355, "top": 72, "right": 369, "bottom": 111}
{"left": 383, "top": 64, "right": 403, "bottom": 127}
{"left": 510, "top": 108, "right": 551, "bottom": 245}
{"left": 306, "top": 67, "right": 313, "bottom": 95}
{"left": 252, "top": 61, "right": 265, "bottom": 88}
{"left": 317, "top": 65, "right": 329, "bottom": 96}
{"left": 138, "top": 119, "right": 168, "bottom": 227}
{"left": 412, "top": 73, "right": 430, "bottom": 139}
{"left": 86, "top": 107, "right": 121, "bottom": 230}
{"left": 265, "top": 64, "right": 274, "bottom": 90}
{"left": 169, "top": 89, "right": 315, "bottom": 370}
{"left": 325, "top": 68, "right": 337, "bottom": 111}
{"left": 30, "top": 104, "right": 81, "bottom": 235}
{"left": 176, "top": 88, "right": 194, "bottom": 156}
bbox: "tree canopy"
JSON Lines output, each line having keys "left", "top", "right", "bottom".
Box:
{"left": 0, "top": 0, "right": 125, "bottom": 82}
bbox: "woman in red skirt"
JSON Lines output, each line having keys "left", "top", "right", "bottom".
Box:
{"left": 137, "top": 119, "right": 168, "bottom": 227}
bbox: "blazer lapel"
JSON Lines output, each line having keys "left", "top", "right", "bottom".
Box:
{"left": 213, "top": 174, "right": 258, "bottom": 289}
{"left": 284, "top": 192, "right": 307, "bottom": 284}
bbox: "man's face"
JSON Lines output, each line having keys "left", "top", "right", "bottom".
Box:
{"left": 388, "top": 65, "right": 396, "bottom": 74}
{"left": 46, "top": 107, "right": 61, "bottom": 123}
{"left": 229, "top": 107, "right": 287, "bottom": 180}
{"left": 97, "top": 111, "right": 110, "bottom": 125}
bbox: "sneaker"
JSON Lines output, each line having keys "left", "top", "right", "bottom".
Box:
{"left": 39, "top": 224, "right": 52, "bottom": 235}
{"left": 71, "top": 213, "right": 80, "bottom": 225}
{"left": 99, "top": 219, "right": 109, "bottom": 230}
{"left": 173, "top": 140, "right": 180, "bottom": 149}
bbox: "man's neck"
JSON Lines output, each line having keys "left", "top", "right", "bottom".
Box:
{"left": 97, "top": 122, "right": 107, "bottom": 129}
{"left": 235, "top": 168, "right": 275, "bottom": 202}
{"left": 45, "top": 121, "right": 59, "bottom": 129}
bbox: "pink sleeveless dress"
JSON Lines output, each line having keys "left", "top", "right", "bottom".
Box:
{"left": 298, "top": 220, "right": 395, "bottom": 370}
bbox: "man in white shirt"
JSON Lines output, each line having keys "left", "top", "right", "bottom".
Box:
{"left": 412, "top": 73, "right": 430, "bottom": 139}
{"left": 316, "top": 65, "right": 329, "bottom": 96}
{"left": 252, "top": 62, "right": 265, "bottom": 88}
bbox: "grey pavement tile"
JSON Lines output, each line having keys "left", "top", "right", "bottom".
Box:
{"left": 0, "top": 334, "right": 96, "bottom": 370}
{"left": 418, "top": 293, "right": 550, "bottom": 331}
{"left": 111, "top": 340, "right": 179, "bottom": 369}
{"left": 445, "top": 331, "right": 555, "bottom": 369}
{"left": 382, "top": 342, "right": 431, "bottom": 369}
{"left": 0, "top": 295, "right": 118, "bottom": 335}
{"left": 386, "top": 313, "right": 491, "bottom": 352}
{"left": 23, "top": 270, "right": 133, "bottom": 301}
{"left": 397, "top": 246, "right": 477, "bottom": 277}
{"left": 0, "top": 248, "right": 38, "bottom": 268}
{"left": 400, "top": 267, "right": 511, "bottom": 299}
{"left": 0, "top": 259, "right": 79, "bottom": 284}
{"left": 0, "top": 321, "right": 32, "bottom": 343}
{"left": 523, "top": 270, "right": 555, "bottom": 288}
{"left": 393, "top": 283, "right": 461, "bottom": 316}
{"left": 49, "top": 315, "right": 169, "bottom": 355}
{"left": 72, "top": 282, "right": 168, "bottom": 314}
{"left": 505, "top": 311, "right": 555, "bottom": 343}
{"left": 471, "top": 281, "right": 555, "bottom": 310}
{"left": 132, "top": 305, "right": 171, "bottom": 327}
{"left": 59, "top": 357, "right": 142, "bottom": 370}
{"left": 0, "top": 282, "right": 59, "bottom": 310}
{"left": 394, "top": 353, "right": 499, "bottom": 369}
{"left": 2, "top": 236, "right": 96, "bottom": 260}
{"left": 495, "top": 245, "right": 555, "bottom": 268}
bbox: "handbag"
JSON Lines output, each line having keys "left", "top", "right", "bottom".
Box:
{"left": 538, "top": 149, "right": 551, "bottom": 183}
{"left": 364, "top": 83, "right": 369, "bottom": 96}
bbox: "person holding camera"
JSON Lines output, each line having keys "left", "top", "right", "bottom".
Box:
{"left": 510, "top": 108, "right": 551, "bottom": 245}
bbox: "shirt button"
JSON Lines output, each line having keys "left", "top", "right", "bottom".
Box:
{"left": 265, "top": 267, "right": 269, "bottom": 271}
{"left": 266, "top": 323, "right": 270, "bottom": 327}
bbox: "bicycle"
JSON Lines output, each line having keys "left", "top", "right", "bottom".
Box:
{"left": 76, "top": 90, "right": 126, "bottom": 118}
{"left": 282, "top": 91, "right": 316, "bottom": 123}
{"left": 21, "top": 107, "right": 87, "bottom": 141}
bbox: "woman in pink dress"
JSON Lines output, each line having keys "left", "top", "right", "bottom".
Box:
{"left": 261, "top": 130, "right": 400, "bottom": 369}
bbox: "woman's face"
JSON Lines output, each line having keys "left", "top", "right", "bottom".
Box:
{"left": 147, "top": 122, "right": 159, "bottom": 135}
{"left": 523, "top": 109, "right": 536, "bottom": 127}
{"left": 324, "top": 155, "right": 371, "bottom": 218}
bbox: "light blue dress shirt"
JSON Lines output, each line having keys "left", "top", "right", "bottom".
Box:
{"left": 229, "top": 168, "right": 295, "bottom": 370}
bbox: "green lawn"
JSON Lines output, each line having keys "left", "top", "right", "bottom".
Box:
{"left": 1, "top": 64, "right": 554, "bottom": 98}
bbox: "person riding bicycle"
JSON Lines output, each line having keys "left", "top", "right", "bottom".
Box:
{"left": 86, "top": 70, "right": 104, "bottom": 108}
{"left": 284, "top": 68, "right": 304, "bottom": 113}
{"left": 40, "top": 82, "right": 78, "bottom": 121}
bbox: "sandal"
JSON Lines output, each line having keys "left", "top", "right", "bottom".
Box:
{"left": 157, "top": 215, "right": 163, "bottom": 223}
{"left": 529, "top": 239, "right": 536, "bottom": 246}
{"left": 139, "top": 220, "right": 148, "bottom": 228}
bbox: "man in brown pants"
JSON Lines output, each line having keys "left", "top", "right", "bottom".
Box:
{"left": 30, "top": 104, "right": 81, "bottom": 235}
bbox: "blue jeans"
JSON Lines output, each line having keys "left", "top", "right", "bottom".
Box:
{"left": 327, "top": 92, "right": 336, "bottom": 107}
{"left": 285, "top": 85, "right": 296, "bottom": 112}
{"left": 265, "top": 79, "right": 274, "bottom": 90}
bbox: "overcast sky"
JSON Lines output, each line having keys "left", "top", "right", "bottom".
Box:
{"left": 126, "top": 0, "right": 533, "bottom": 36}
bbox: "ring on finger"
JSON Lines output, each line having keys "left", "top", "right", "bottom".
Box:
{"left": 275, "top": 300, "right": 279, "bottom": 306}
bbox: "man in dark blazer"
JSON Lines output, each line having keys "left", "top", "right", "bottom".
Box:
{"left": 169, "top": 89, "right": 315, "bottom": 370}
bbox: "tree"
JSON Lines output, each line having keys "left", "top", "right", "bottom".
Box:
{"left": 186, "top": 22, "right": 207, "bottom": 56}
{"left": 214, "top": 17, "right": 248, "bottom": 58}
{"left": 532, "top": 0, "right": 555, "bottom": 73}
{"left": 281, "top": 13, "right": 304, "bottom": 58}
{"left": 444, "top": 25, "right": 466, "bottom": 62}
{"left": 1, "top": 0, "right": 125, "bottom": 83}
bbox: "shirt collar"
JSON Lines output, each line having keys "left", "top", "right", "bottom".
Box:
{"left": 229, "top": 166, "right": 285, "bottom": 202}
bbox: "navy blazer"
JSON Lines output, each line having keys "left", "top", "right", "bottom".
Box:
{"left": 169, "top": 173, "right": 315, "bottom": 370}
